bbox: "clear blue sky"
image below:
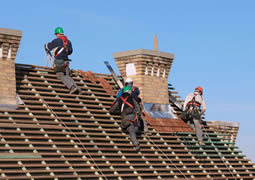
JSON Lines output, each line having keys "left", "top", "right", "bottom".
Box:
{"left": 2, "top": 0, "right": 254, "bottom": 162}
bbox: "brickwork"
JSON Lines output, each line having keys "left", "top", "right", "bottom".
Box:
{"left": 0, "top": 28, "right": 22, "bottom": 105}
{"left": 207, "top": 120, "right": 240, "bottom": 144}
{"left": 113, "top": 49, "right": 174, "bottom": 104}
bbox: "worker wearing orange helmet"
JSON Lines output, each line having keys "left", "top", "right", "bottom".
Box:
{"left": 183, "top": 86, "right": 206, "bottom": 145}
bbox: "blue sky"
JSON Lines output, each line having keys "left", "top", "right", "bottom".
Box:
{"left": 1, "top": 0, "right": 254, "bottom": 162}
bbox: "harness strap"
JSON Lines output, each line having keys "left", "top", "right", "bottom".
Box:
{"left": 187, "top": 94, "right": 201, "bottom": 107}
{"left": 130, "top": 115, "right": 137, "bottom": 122}
{"left": 120, "top": 96, "right": 134, "bottom": 112}
{"left": 54, "top": 38, "right": 69, "bottom": 59}
{"left": 188, "top": 101, "right": 201, "bottom": 106}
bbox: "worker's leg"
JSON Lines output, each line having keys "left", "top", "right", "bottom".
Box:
{"left": 193, "top": 118, "right": 203, "bottom": 142}
{"left": 142, "top": 118, "right": 151, "bottom": 134}
{"left": 56, "top": 71, "right": 74, "bottom": 90}
{"left": 127, "top": 123, "right": 139, "bottom": 146}
{"left": 187, "top": 119, "right": 195, "bottom": 130}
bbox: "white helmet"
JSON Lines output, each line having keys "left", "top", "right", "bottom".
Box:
{"left": 125, "top": 78, "right": 133, "bottom": 83}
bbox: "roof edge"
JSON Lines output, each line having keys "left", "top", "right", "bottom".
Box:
{"left": 208, "top": 120, "right": 240, "bottom": 128}
{"left": 113, "top": 49, "right": 174, "bottom": 59}
{"left": 0, "top": 28, "right": 22, "bottom": 36}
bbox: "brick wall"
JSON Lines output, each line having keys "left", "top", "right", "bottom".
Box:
{"left": 113, "top": 49, "right": 174, "bottom": 104}
{"left": 0, "top": 28, "right": 22, "bottom": 105}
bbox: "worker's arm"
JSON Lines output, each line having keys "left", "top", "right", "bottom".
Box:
{"left": 201, "top": 97, "right": 206, "bottom": 114}
{"left": 116, "top": 89, "right": 123, "bottom": 99}
{"left": 133, "top": 98, "right": 141, "bottom": 114}
{"left": 109, "top": 100, "right": 120, "bottom": 114}
{"left": 67, "top": 40, "right": 73, "bottom": 55}
{"left": 45, "top": 39, "right": 59, "bottom": 51}
{"left": 183, "top": 93, "right": 192, "bottom": 111}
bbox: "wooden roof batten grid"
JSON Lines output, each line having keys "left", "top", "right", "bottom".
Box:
{"left": 0, "top": 27, "right": 254, "bottom": 179}
{"left": 0, "top": 63, "right": 252, "bottom": 179}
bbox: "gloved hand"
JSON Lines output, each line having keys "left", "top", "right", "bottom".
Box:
{"left": 44, "top": 44, "right": 51, "bottom": 56}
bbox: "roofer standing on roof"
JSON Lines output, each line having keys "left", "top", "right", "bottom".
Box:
{"left": 183, "top": 86, "right": 206, "bottom": 145}
{"left": 45, "top": 27, "right": 80, "bottom": 94}
{"left": 117, "top": 78, "right": 150, "bottom": 135}
{"left": 110, "top": 86, "right": 141, "bottom": 151}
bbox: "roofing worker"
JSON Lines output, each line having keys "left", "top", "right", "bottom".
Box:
{"left": 110, "top": 86, "right": 141, "bottom": 151}
{"left": 183, "top": 86, "right": 206, "bottom": 145}
{"left": 117, "top": 78, "right": 140, "bottom": 101}
{"left": 45, "top": 27, "right": 80, "bottom": 94}
{"left": 117, "top": 78, "right": 150, "bottom": 135}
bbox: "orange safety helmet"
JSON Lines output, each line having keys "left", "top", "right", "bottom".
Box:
{"left": 195, "top": 86, "right": 203, "bottom": 95}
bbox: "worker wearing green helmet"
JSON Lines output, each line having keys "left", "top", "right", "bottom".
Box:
{"left": 110, "top": 85, "right": 141, "bottom": 151}
{"left": 45, "top": 27, "right": 80, "bottom": 94}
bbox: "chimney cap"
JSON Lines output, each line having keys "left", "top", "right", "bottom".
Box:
{"left": 0, "top": 28, "right": 22, "bottom": 37}
{"left": 113, "top": 49, "right": 174, "bottom": 59}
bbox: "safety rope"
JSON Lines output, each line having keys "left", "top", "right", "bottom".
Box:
{"left": 201, "top": 123, "right": 238, "bottom": 180}
{"left": 44, "top": 52, "right": 54, "bottom": 67}
{"left": 29, "top": 84, "right": 108, "bottom": 180}
{"left": 144, "top": 134, "right": 189, "bottom": 180}
{"left": 175, "top": 129, "right": 216, "bottom": 179}
{"left": 168, "top": 86, "right": 236, "bottom": 179}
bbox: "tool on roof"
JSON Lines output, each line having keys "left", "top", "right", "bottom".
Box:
{"left": 169, "top": 92, "right": 183, "bottom": 110}
{"left": 104, "top": 61, "right": 124, "bottom": 89}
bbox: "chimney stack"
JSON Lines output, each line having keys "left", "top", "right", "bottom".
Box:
{"left": 113, "top": 49, "right": 174, "bottom": 104}
{"left": 0, "top": 28, "right": 22, "bottom": 107}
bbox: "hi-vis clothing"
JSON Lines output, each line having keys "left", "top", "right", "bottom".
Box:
{"left": 183, "top": 92, "right": 206, "bottom": 114}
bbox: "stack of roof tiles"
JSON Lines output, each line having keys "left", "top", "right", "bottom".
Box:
{"left": 0, "top": 63, "right": 253, "bottom": 180}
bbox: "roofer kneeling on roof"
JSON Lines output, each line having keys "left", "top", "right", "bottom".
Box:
{"left": 182, "top": 86, "right": 206, "bottom": 145}
{"left": 117, "top": 78, "right": 151, "bottom": 136}
{"left": 45, "top": 27, "right": 80, "bottom": 94}
{"left": 110, "top": 86, "right": 141, "bottom": 151}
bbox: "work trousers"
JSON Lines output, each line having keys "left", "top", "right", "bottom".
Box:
{"left": 141, "top": 118, "right": 149, "bottom": 133}
{"left": 188, "top": 118, "right": 203, "bottom": 142}
{"left": 56, "top": 72, "right": 77, "bottom": 90}
{"left": 127, "top": 123, "right": 139, "bottom": 146}
{"left": 55, "top": 59, "right": 77, "bottom": 90}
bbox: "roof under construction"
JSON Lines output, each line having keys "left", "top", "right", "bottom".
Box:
{"left": 0, "top": 63, "right": 253, "bottom": 180}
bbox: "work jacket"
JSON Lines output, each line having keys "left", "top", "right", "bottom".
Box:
{"left": 117, "top": 86, "right": 140, "bottom": 103}
{"left": 183, "top": 92, "right": 206, "bottom": 114}
{"left": 110, "top": 92, "right": 140, "bottom": 128}
{"left": 45, "top": 35, "right": 73, "bottom": 60}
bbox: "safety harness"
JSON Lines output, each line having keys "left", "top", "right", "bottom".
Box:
{"left": 120, "top": 96, "right": 134, "bottom": 112}
{"left": 187, "top": 95, "right": 201, "bottom": 107}
{"left": 120, "top": 95, "right": 137, "bottom": 122}
{"left": 54, "top": 36, "right": 69, "bottom": 59}
{"left": 185, "top": 94, "right": 202, "bottom": 120}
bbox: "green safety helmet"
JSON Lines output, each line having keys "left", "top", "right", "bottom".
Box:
{"left": 123, "top": 86, "right": 132, "bottom": 94}
{"left": 54, "top": 27, "right": 64, "bottom": 34}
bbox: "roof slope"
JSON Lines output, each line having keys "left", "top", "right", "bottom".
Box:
{"left": 0, "top": 63, "right": 253, "bottom": 180}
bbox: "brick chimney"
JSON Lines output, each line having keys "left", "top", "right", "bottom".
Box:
{"left": 113, "top": 49, "right": 174, "bottom": 104}
{"left": 0, "top": 28, "right": 22, "bottom": 107}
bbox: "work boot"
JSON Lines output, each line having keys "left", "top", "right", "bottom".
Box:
{"left": 144, "top": 131, "right": 152, "bottom": 136}
{"left": 135, "top": 145, "right": 141, "bottom": 151}
{"left": 70, "top": 86, "right": 79, "bottom": 94}
{"left": 78, "top": 88, "right": 82, "bottom": 94}
{"left": 198, "top": 141, "right": 205, "bottom": 146}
